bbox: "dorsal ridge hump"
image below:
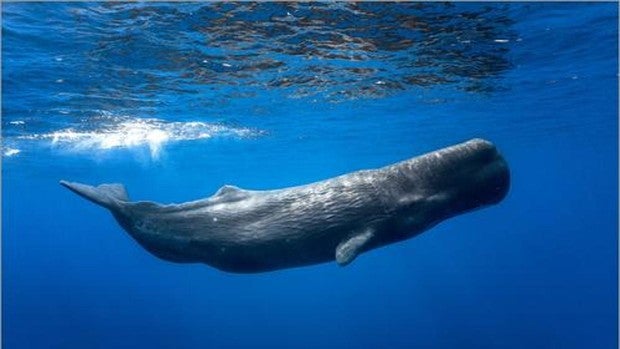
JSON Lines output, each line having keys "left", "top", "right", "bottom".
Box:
{"left": 215, "top": 185, "right": 243, "bottom": 197}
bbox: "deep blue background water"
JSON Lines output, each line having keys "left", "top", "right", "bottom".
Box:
{"left": 2, "top": 3, "right": 618, "bottom": 349}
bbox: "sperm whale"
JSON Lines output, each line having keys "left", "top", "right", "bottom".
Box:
{"left": 60, "top": 138, "right": 510, "bottom": 273}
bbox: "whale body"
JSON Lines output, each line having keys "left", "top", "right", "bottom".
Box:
{"left": 60, "top": 138, "right": 510, "bottom": 273}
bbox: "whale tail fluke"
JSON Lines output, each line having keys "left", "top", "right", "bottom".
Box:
{"left": 60, "top": 180, "right": 129, "bottom": 210}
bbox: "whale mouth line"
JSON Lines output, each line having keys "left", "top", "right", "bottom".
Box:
{"left": 7, "top": 115, "right": 265, "bottom": 159}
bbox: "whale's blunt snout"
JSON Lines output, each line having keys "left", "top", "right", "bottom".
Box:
{"left": 445, "top": 139, "right": 510, "bottom": 212}
{"left": 490, "top": 152, "right": 510, "bottom": 204}
{"left": 399, "top": 139, "right": 510, "bottom": 216}
{"left": 465, "top": 138, "right": 510, "bottom": 203}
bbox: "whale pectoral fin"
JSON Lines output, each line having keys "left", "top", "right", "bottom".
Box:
{"left": 336, "top": 229, "right": 374, "bottom": 266}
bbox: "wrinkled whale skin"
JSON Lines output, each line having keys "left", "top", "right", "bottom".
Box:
{"left": 60, "top": 138, "right": 510, "bottom": 273}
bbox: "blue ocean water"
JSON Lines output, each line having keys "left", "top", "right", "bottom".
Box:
{"left": 2, "top": 2, "right": 618, "bottom": 348}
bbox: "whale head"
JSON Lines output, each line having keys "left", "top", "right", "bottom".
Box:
{"left": 433, "top": 138, "right": 510, "bottom": 214}
{"left": 387, "top": 138, "right": 510, "bottom": 233}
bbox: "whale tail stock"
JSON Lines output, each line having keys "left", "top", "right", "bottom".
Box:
{"left": 60, "top": 180, "right": 129, "bottom": 210}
